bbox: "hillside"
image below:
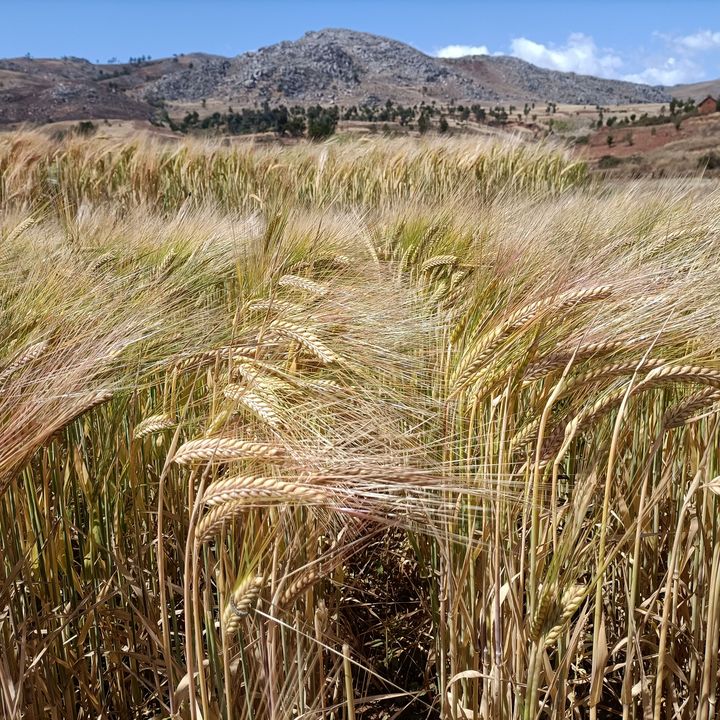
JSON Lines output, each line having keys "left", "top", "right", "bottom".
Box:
{"left": 671, "top": 78, "right": 720, "bottom": 102}
{"left": 145, "top": 28, "right": 500, "bottom": 105}
{"left": 0, "top": 28, "right": 679, "bottom": 125}
{"left": 448, "top": 54, "right": 671, "bottom": 105}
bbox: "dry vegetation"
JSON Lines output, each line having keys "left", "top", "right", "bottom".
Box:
{"left": 1, "top": 131, "right": 719, "bottom": 720}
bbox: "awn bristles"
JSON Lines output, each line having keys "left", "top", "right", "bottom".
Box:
{"left": 278, "top": 275, "right": 328, "bottom": 296}
{"left": 267, "top": 319, "right": 340, "bottom": 365}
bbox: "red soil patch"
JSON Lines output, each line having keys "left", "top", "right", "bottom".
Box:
{"left": 578, "top": 113, "right": 720, "bottom": 161}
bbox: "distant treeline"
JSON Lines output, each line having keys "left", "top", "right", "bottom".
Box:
{"left": 162, "top": 99, "right": 523, "bottom": 138}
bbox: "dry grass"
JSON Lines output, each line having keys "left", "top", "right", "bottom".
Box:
{"left": 1, "top": 131, "right": 719, "bottom": 720}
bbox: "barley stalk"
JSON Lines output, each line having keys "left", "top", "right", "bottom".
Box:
{"left": 267, "top": 319, "right": 340, "bottom": 365}
{"left": 223, "top": 385, "right": 282, "bottom": 428}
{"left": 202, "top": 475, "right": 328, "bottom": 507}
{"left": 421, "top": 254, "right": 458, "bottom": 273}
{"left": 196, "top": 500, "right": 249, "bottom": 541}
{"left": 174, "top": 437, "right": 286, "bottom": 465}
{"left": 663, "top": 388, "right": 720, "bottom": 428}
{"left": 0, "top": 340, "right": 48, "bottom": 385}
{"left": 278, "top": 275, "right": 328, "bottom": 296}
{"left": 452, "top": 286, "right": 612, "bottom": 393}
{"left": 222, "top": 575, "right": 265, "bottom": 636}
{"left": 133, "top": 413, "right": 175, "bottom": 439}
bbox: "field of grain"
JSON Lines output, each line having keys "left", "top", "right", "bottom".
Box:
{"left": 1, "top": 131, "right": 719, "bottom": 720}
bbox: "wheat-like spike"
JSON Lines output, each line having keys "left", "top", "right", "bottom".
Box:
{"left": 448, "top": 268, "right": 470, "bottom": 289}
{"left": 204, "top": 408, "right": 234, "bottom": 436}
{"left": 303, "top": 378, "right": 345, "bottom": 394}
{"left": 523, "top": 338, "right": 648, "bottom": 382}
{"left": 0, "top": 340, "right": 48, "bottom": 385}
{"left": 5, "top": 215, "right": 37, "bottom": 243}
{"left": 86, "top": 251, "right": 117, "bottom": 273}
{"left": 155, "top": 249, "right": 177, "bottom": 278}
{"left": 223, "top": 385, "right": 281, "bottom": 428}
{"left": 452, "top": 286, "right": 612, "bottom": 393}
{"left": 559, "top": 358, "right": 666, "bottom": 397}
{"left": 511, "top": 417, "right": 542, "bottom": 448}
{"left": 196, "top": 500, "right": 249, "bottom": 541}
{"left": 175, "top": 344, "right": 262, "bottom": 371}
{"left": 428, "top": 280, "right": 449, "bottom": 304}
{"left": 174, "top": 437, "right": 285, "bottom": 465}
{"left": 247, "top": 298, "right": 303, "bottom": 314}
{"left": 132, "top": 413, "right": 175, "bottom": 439}
{"left": 202, "top": 475, "right": 328, "bottom": 507}
{"left": 278, "top": 275, "right": 328, "bottom": 296}
{"left": 222, "top": 575, "right": 265, "bottom": 636}
{"left": 663, "top": 388, "right": 720, "bottom": 428}
{"left": 280, "top": 567, "right": 323, "bottom": 606}
{"left": 421, "top": 254, "right": 458, "bottom": 273}
{"left": 233, "top": 361, "right": 296, "bottom": 395}
{"left": 529, "top": 583, "right": 558, "bottom": 642}
{"left": 544, "top": 584, "right": 586, "bottom": 646}
{"left": 565, "top": 386, "right": 628, "bottom": 437}
{"left": 464, "top": 358, "right": 527, "bottom": 400}
{"left": 633, "top": 365, "right": 720, "bottom": 393}
{"left": 267, "top": 319, "right": 340, "bottom": 365}
{"left": 71, "top": 388, "right": 114, "bottom": 417}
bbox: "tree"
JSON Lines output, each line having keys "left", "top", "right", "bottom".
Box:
{"left": 307, "top": 106, "right": 338, "bottom": 140}
{"left": 418, "top": 111, "right": 431, "bottom": 134}
{"left": 438, "top": 116, "right": 449, "bottom": 133}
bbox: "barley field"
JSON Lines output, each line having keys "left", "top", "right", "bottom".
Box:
{"left": 1, "top": 131, "right": 719, "bottom": 720}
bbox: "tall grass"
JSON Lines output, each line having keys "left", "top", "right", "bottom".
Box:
{"left": 0, "top": 132, "right": 587, "bottom": 213}
{"left": 1, "top": 132, "right": 719, "bottom": 720}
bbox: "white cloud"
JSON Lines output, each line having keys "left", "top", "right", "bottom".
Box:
{"left": 436, "top": 44, "right": 489, "bottom": 58}
{"left": 622, "top": 56, "right": 701, "bottom": 86}
{"left": 434, "top": 30, "right": 710, "bottom": 85}
{"left": 509, "top": 33, "right": 622, "bottom": 77}
{"left": 671, "top": 30, "right": 720, "bottom": 52}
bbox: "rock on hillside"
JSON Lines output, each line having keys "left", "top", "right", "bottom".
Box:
{"left": 145, "top": 28, "right": 671, "bottom": 107}
{"left": 145, "top": 29, "right": 501, "bottom": 105}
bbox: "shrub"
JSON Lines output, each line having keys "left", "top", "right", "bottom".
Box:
{"left": 698, "top": 151, "right": 720, "bottom": 169}
{"left": 75, "top": 120, "right": 97, "bottom": 136}
{"left": 306, "top": 105, "right": 338, "bottom": 140}
{"left": 598, "top": 154, "right": 622, "bottom": 168}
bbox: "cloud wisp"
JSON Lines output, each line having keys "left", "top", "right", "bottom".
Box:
{"left": 509, "top": 33, "right": 622, "bottom": 77}
{"left": 436, "top": 44, "right": 489, "bottom": 58}
{"left": 435, "top": 30, "right": 716, "bottom": 86}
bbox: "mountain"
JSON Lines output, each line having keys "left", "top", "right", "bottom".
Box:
{"left": 447, "top": 55, "right": 670, "bottom": 105}
{"left": 670, "top": 79, "right": 720, "bottom": 102}
{"left": 0, "top": 29, "right": 679, "bottom": 126}
{"left": 145, "top": 28, "right": 500, "bottom": 106}
{"left": 145, "top": 29, "right": 670, "bottom": 107}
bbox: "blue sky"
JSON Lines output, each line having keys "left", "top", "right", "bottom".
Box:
{"left": 2, "top": 1, "right": 720, "bottom": 85}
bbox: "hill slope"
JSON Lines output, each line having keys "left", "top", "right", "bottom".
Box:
{"left": 146, "top": 29, "right": 670, "bottom": 107}
{"left": 448, "top": 55, "right": 670, "bottom": 105}
{"left": 0, "top": 28, "right": 678, "bottom": 125}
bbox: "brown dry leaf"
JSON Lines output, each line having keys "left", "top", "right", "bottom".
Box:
{"left": 589, "top": 611, "right": 609, "bottom": 708}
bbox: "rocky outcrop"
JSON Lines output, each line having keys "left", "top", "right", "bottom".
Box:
{"left": 145, "top": 28, "right": 671, "bottom": 107}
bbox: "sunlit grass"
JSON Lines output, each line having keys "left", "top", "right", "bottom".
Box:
{"left": 1, "top": 132, "right": 719, "bottom": 720}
